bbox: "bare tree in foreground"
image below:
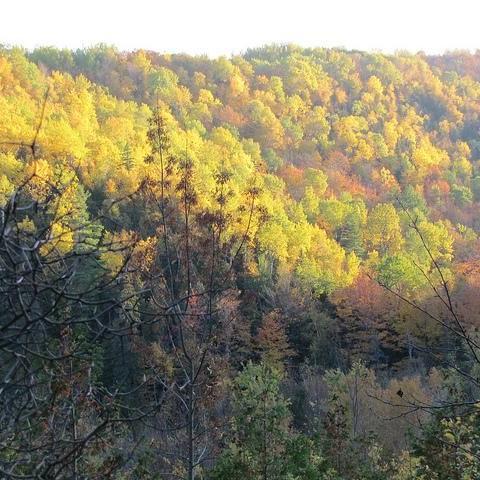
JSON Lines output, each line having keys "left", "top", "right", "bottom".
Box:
{"left": 372, "top": 201, "right": 480, "bottom": 470}
{"left": 131, "top": 111, "right": 259, "bottom": 479}
{"left": 0, "top": 100, "right": 174, "bottom": 478}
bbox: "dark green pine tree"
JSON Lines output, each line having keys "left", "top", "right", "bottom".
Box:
{"left": 122, "top": 142, "right": 134, "bottom": 170}
{"left": 337, "top": 211, "right": 364, "bottom": 257}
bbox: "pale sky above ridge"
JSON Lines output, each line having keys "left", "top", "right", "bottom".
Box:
{"left": 2, "top": 0, "right": 480, "bottom": 57}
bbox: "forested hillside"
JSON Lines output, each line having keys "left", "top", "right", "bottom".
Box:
{"left": 1, "top": 44, "right": 480, "bottom": 479}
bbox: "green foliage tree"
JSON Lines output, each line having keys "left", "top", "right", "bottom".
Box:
{"left": 413, "top": 411, "right": 480, "bottom": 480}
{"left": 212, "top": 361, "right": 291, "bottom": 480}
{"left": 213, "top": 362, "right": 336, "bottom": 480}
{"left": 364, "top": 203, "right": 403, "bottom": 255}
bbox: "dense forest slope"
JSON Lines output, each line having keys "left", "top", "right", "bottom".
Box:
{"left": 1, "top": 45, "right": 480, "bottom": 479}
{"left": 3, "top": 44, "right": 480, "bottom": 355}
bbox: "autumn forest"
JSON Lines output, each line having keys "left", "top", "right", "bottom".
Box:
{"left": 1, "top": 44, "right": 480, "bottom": 479}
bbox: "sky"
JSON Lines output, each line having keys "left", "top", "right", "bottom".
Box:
{"left": 2, "top": 0, "right": 480, "bottom": 57}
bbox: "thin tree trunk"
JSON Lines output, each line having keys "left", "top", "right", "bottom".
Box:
{"left": 188, "top": 362, "right": 195, "bottom": 480}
